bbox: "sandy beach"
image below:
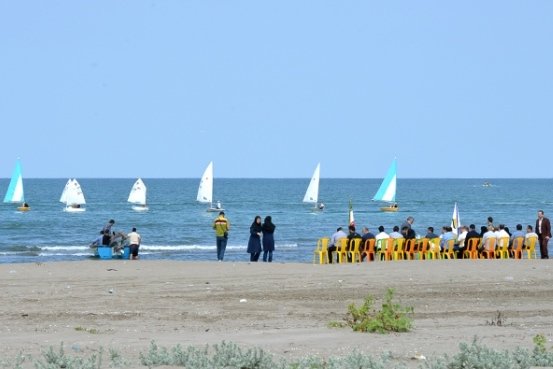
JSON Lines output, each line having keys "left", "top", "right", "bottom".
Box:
{"left": 1, "top": 259, "right": 552, "bottom": 366}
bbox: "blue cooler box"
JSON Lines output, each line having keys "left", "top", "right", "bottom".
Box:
{"left": 122, "top": 246, "right": 131, "bottom": 259}
{"left": 98, "top": 246, "right": 113, "bottom": 259}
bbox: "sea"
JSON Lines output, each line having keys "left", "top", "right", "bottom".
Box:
{"left": 0, "top": 178, "right": 551, "bottom": 264}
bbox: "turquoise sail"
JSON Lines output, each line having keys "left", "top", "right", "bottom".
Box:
{"left": 3, "top": 159, "right": 25, "bottom": 203}
{"left": 372, "top": 159, "right": 397, "bottom": 202}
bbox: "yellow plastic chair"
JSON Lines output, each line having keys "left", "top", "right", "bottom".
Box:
{"left": 336, "top": 238, "right": 349, "bottom": 263}
{"left": 377, "top": 238, "right": 394, "bottom": 261}
{"left": 524, "top": 236, "right": 538, "bottom": 259}
{"left": 427, "top": 238, "right": 442, "bottom": 260}
{"left": 392, "top": 238, "right": 405, "bottom": 260}
{"left": 415, "top": 238, "right": 428, "bottom": 260}
{"left": 497, "top": 237, "right": 510, "bottom": 259}
{"left": 312, "top": 237, "right": 330, "bottom": 264}
{"left": 463, "top": 237, "right": 481, "bottom": 259}
{"left": 348, "top": 238, "right": 363, "bottom": 263}
{"left": 510, "top": 236, "right": 524, "bottom": 259}
{"left": 441, "top": 239, "right": 456, "bottom": 259}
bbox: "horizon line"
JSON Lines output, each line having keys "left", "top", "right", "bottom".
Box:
{"left": 3, "top": 177, "right": 553, "bottom": 180}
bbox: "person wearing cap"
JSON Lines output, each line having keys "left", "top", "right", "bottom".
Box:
{"left": 328, "top": 227, "right": 347, "bottom": 264}
{"left": 213, "top": 211, "right": 230, "bottom": 261}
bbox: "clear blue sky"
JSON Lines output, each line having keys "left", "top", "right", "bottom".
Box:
{"left": 1, "top": 1, "right": 552, "bottom": 178}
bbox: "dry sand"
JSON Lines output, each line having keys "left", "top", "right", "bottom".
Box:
{"left": 1, "top": 259, "right": 552, "bottom": 366}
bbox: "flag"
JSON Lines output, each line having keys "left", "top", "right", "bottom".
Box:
{"left": 348, "top": 200, "right": 355, "bottom": 227}
{"left": 451, "top": 202, "right": 460, "bottom": 234}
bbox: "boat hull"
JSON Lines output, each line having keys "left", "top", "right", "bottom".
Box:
{"left": 17, "top": 206, "right": 30, "bottom": 212}
{"left": 64, "top": 206, "right": 86, "bottom": 213}
{"left": 132, "top": 205, "right": 149, "bottom": 212}
{"left": 207, "top": 207, "right": 224, "bottom": 212}
{"left": 380, "top": 206, "right": 399, "bottom": 212}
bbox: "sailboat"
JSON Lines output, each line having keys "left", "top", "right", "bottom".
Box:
{"left": 3, "top": 159, "right": 30, "bottom": 212}
{"left": 303, "top": 163, "right": 324, "bottom": 210}
{"left": 197, "top": 161, "right": 224, "bottom": 212}
{"left": 372, "top": 159, "right": 398, "bottom": 212}
{"left": 60, "top": 178, "right": 86, "bottom": 212}
{"left": 128, "top": 178, "right": 149, "bottom": 211}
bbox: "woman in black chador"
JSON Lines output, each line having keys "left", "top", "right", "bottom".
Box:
{"left": 262, "top": 216, "right": 276, "bottom": 262}
{"left": 247, "top": 216, "right": 262, "bottom": 262}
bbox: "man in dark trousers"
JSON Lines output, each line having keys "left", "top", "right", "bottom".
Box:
{"left": 535, "top": 210, "right": 551, "bottom": 259}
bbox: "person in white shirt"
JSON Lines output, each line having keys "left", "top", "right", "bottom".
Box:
{"left": 525, "top": 225, "right": 539, "bottom": 250}
{"left": 328, "top": 227, "right": 347, "bottom": 263}
{"left": 128, "top": 227, "right": 141, "bottom": 260}
{"left": 495, "top": 224, "right": 510, "bottom": 250}
{"left": 374, "top": 225, "right": 390, "bottom": 251}
{"left": 389, "top": 226, "right": 403, "bottom": 239}
{"left": 455, "top": 225, "right": 468, "bottom": 257}
{"left": 480, "top": 226, "right": 497, "bottom": 253}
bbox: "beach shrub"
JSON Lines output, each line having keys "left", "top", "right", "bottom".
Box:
{"left": 423, "top": 336, "right": 553, "bottom": 369}
{"left": 343, "top": 288, "right": 413, "bottom": 333}
{"left": 286, "top": 351, "right": 395, "bottom": 369}
{"left": 140, "top": 340, "right": 274, "bottom": 368}
{"left": 34, "top": 343, "right": 105, "bottom": 369}
{"left": 0, "top": 352, "right": 27, "bottom": 369}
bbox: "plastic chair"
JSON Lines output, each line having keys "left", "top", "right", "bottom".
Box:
{"left": 348, "top": 238, "right": 363, "bottom": 263}
{"left": 392, "top": 238, "right": 405, "bottom": 260}
{"left": 377, "top": 238, "right": 394, "bottom": 261}
{"left": 497, "top": 237, "right": 510, "bottom": 259}
{"left": 441, "top": 239, "right": 456, "bottom": 259}
{"left": 336, "top": 238, "right": 349, "bottom": 263}
{"left": 312, "top": 237, "right": 330, "bottom": 264}
{"left": 403, "top": 239, "right": 417, "bottom": 260}
{"left": 415, "top": 238, "right": 428, "bottom": 260}
{"left": 510, "top": 236, "right": 524, "bottom": 259}
{"left": 524, "top": 236, "right": 538, "bottom": 259}
{"left": 480, "top": 237, "right": 497, "bottom": 259}
{"left": 361, "top": 239, "right": 376, "bottom": 262}
{"left": 427, "top": 238, "right": 441, "bottom": 260}
{"left": 463, "top": 237, "right": 481, "bottom": 259}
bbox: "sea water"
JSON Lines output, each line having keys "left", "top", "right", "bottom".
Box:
{"left": 0, "top": 178, "right": 551, "bottom": 263}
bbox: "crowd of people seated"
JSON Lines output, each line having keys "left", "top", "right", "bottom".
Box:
{"left": 325, "top": 214, "right": 544, "bottom": 263}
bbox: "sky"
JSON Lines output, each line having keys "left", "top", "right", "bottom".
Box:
{"left": 1, "top": 1, "right": 552, "bottom": 178}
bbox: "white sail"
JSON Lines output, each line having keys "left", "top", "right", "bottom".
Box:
{"left": 128, "top": 178, "right": 147, "bottom": 205}
{"left": 59, "top": 179, "right": 73, "bottom": 204}
{"left": 3, "top": 159, "right": 24, "bottom": 203}
{"left": 197, "top": 161, "right": 213, "bottom": 204}
{"left": 303, "top": 163, "right": 320, "bottom": 203}
{"left": 372, "top": 159, "right": 397, "bottom": 203}
{"left": 66, "top": 179, "right": 86, "bottom": 206}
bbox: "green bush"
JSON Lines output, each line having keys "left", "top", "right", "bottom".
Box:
{"left": 343, "top": 288, "right": 413, "bottom": 333}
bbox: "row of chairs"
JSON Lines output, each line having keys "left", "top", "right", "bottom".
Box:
{"left": 313, "top": 236, "right": 538, "bottom": 264}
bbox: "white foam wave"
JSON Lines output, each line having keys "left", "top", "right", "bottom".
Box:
{"left": 31, "top": 243, "right": 298, "bottom": 254}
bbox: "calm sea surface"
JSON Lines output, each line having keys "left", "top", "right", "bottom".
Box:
{"left": 0, "top": 178, "right": 551, "bottom": 264}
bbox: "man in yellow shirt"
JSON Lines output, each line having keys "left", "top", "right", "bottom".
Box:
{"left": 213, "top": 211, "right": 230, "bottom": 261}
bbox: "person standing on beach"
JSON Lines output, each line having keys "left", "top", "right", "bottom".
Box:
{"left": 213, "top": 211, "right": 230, "bottom": 261}
{"left": 261, "top": 216, "right": 276, "bottom": 262}
{"left": 247, "top": 216, "right": 262, "bottom": 262}
{"left": 128, "top": 227, "right": 141, "bottom": 260}
{"left": 536, "top": 210, "right": 551, "bottom": 259}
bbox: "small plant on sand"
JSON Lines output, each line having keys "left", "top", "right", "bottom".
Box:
{"left": 486, "top": 310, "right": 507, "bottom": 327}
{"left": 74, "top": 326, "right": 100, "bottom": 334}
{"left": 341, "top": 288, "right": 413, "bottom": 333}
